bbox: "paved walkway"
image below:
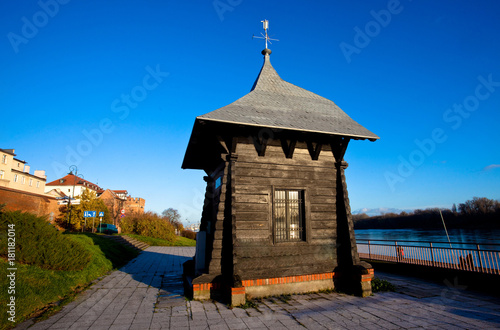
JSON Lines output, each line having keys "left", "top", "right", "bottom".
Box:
{"left": 17, "top": 247, "right": 500, "bottom": 329}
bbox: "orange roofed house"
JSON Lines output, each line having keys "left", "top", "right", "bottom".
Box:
{"left": 45, "top": 173, "right": 145, "bottom": 226}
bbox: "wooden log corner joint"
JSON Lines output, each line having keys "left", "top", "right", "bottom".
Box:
{"left": 181, "top": 45, "right": 379, "bottom": 306}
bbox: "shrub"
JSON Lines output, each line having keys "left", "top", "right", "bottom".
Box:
{"left": 0, "top": 211, "right": 92, "bottom": 271}
{"left": 119, "top": 211, "right": 176, "bottom": 242}
{"left": 181, "top": 229, "right": 197, "bottom": 240}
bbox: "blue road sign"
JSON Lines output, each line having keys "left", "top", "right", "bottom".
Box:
{"left": 98, "top": 212, "right": 104, "bottom": 217}
{"left": 84, "top": 211, "right": 96, "bottom": 218}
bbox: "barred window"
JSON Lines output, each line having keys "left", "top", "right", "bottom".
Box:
{"left": 274, "top": 189, "right": 305, "bottom": 242}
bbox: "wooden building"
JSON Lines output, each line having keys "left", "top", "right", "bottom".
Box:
{"left": 182, "top": 47, "right": 379, "bottom": 305}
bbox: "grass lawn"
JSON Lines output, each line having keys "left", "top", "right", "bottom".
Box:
{"left": 123, "top": 233, "right": 196, "bottom": 246}
{"left": 0, "top": 233, "right": 139, "bottom": 329}
{"left": 0, "top": 229, "right": 195, "bottom": 330}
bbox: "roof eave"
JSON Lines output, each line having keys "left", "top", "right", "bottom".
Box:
{"left": 196, "top": 117, "right": 380, "bottom": 141}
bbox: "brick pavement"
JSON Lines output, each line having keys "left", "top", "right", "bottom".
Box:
{"left": 16, "top": 246, "right": 500, "bottom": 329}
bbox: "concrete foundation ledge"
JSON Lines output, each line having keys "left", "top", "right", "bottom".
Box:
{"left": 192, "top": 282, "right": 222, "bottom": 300}
{"left": 230, "top": 287, "right": 246, "bottom": 306}
{"left": 189, "top": 272, "right": 339, "bottom": 303}
{"left": 245, "top": 279, "right": 335, "bottom": 299}
{"left": 243, "top": 272, "right": 336, "bottom": 299}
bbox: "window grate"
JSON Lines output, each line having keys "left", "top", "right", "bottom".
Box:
{"left": 274, "top": 189, "right": 305, "bottom": 243}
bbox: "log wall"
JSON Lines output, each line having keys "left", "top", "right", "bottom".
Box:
{"left": 231, "top": 141, "right": 340, "bottom": 280}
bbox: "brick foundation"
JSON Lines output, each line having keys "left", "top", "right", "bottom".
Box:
{"left": 191, "top": 271, "right": 339, "bottom": 306}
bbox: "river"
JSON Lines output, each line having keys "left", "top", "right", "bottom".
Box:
{"left": 354, "top": 228, "right": 500, "bottom": 251}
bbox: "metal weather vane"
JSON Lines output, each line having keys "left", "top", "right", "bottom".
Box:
{"left": 253, "top": 19, "right": 279, "bottom": 49}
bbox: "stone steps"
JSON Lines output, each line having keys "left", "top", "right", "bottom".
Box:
{"left": 105, "top": 235, "right": 150, "bottom": 251}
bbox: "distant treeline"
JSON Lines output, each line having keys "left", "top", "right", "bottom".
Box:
{"left": 353, "top": 197, "right": 500, "bottom": 230}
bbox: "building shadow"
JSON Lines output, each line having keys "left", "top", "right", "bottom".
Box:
{"left": 118, "top": 248, "right": 195, "bottom": 293}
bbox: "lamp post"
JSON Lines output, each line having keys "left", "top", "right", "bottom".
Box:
{"left": 67, "top": 165, "right": 83, "bottom": 230}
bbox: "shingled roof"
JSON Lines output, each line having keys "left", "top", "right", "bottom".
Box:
{"left": 46, "top": 173, "right": 103, "bottom": 192}
{"left": 197, "top": 49, "right": 379, "bottom": 140}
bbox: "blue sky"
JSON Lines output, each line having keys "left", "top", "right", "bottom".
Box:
{"left": 2, "top": 0, "right": 499, "bottom": 223}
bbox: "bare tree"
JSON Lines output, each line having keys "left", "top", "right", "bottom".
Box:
{"left": 459, "top": 197, "right": 500, "bottom": 216}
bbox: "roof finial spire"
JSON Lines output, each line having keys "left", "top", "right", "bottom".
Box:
{"left": 253, "top": 19, "right": 279, "bottom": 54}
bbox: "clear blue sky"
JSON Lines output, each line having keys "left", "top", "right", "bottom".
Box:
{"left": 2, "top": 0, "right": 499, "bottom": 222}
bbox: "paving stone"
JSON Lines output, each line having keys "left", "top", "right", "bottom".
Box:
{"left": 108, "top": 325, "right": 130, "bottom": 330}
{"left": 15, "top": 248, "right": 500, "bottom": 330}
{"left": 223, "top": 318, "right": 248, "bottom": 327}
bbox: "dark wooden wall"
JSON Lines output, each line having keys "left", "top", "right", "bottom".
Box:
{"left": 230, "top": 140, "right": 340, "bottom": 280}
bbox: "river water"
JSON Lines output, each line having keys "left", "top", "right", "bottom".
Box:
{"left": 354, "top": 228, "right": 500, "bottom": 251}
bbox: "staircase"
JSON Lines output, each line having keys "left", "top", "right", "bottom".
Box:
{"left": 106, "top": 235, "right": 150, "bottom": 251}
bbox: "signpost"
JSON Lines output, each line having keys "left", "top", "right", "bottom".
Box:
{"left": 84, "top": 211, "right": 96, "bottom": 232}
{"left": 97, "top": 212, "right": 104, "bottom": 233}
{"left": 84, "top": 211, "right": 96, "bottom": 218}
{"left": 84, "top": 211, "right": 96, "bottom": 233}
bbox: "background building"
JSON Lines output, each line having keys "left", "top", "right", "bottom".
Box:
{"left": 1, "top": 149, "right": 146, "bottom": 225}
{"left": 0, "top": 148, "right": 58, "bottom": 219}
{"left": 46, "top": 174, "right": 145, "bottom": 226}
{"left": 99, "top": 189, "right": 145, "bottom": 225}
{"left": 45, "top": 173, "right": 104, "bottom": 202}
{"left": 1, "top": 148, "right": 47, "bottom": 194}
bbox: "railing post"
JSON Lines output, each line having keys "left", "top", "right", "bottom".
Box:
{"left": 395, "top": 241, "right": 399, "bottom": 263}
{"left": 430, "top": 242, "right": 434, "bottom": 267}
{"left": 477, "top": 244, "right": 483, "bottom": 272}
{"left": 368, "top": 240, "right": 371, "bottom": 259}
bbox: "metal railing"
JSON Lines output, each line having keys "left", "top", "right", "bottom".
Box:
{"left": 357, "top": 239, "right": 500, "bottom": 275}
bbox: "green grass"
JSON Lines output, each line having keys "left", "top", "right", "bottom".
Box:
{"left": 123, "top": 233, "right": 196, "bottom": 246}
{"left": 371, "top": 277, "right": 396, "bottom": 293}
{"left": 0, "top": 211, "right": 93, "bottom": 271}
{"left": 236, "top": 299, "right": 259, "bottom": 309}
{"left": 0, "top": 233, "right": 138, "bottom": 329}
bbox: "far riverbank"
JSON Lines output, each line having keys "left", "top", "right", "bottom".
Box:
{"left": 355, "top": 228, "right": 500, "bottom": 250}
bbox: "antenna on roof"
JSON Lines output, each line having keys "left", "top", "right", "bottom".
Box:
{"left": 253, "top": 19, "right": 279, "bottom": 50}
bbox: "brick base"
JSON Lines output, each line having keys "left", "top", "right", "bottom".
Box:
{"left": 334, "top": 267, "right": 374, "bottom": 297}
{"left": 230, "top": 287, "right": 246, "bottom": 306}
{"left": 192, "top": 282, "right": 221, "bottom": 301}
{"left": 190, "top": 272, "right": 337, "bottom": 305}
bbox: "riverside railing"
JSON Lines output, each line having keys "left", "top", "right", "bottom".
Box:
{"left": 357, "top": 239, "right": 500, "bottom": 275}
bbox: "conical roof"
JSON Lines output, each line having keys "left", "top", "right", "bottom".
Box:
{"left": 197, "top": 49, "right": 379, "bottom": 140}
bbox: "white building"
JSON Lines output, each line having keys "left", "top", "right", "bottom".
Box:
{"left": 45, "top": 173, "right": 104, "bottom": 205}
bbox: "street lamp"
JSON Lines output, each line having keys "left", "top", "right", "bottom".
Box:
{"left": 67, "top": 165, "right": 83, "bottom": 230}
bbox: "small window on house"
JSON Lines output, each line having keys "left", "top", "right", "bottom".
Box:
{"left": 274, "top": 189, "right": 305, "bottom": 243}
{"left": 29, "top": 178, "right": 33, "bottom": 186}
{"left": 1, "top": 155, "right": 6, "bottom": 164}
{"left": 21, "top": 176, "right": 26, "bottom": 184}
{"left": 36, "top": 181, "right": 40, "bottom": 188}
{"left": 14, "top": 174, "right": 18, "bottom": 182}
{"left": 0, "top": 170, "right": 4, "bottom": 179}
